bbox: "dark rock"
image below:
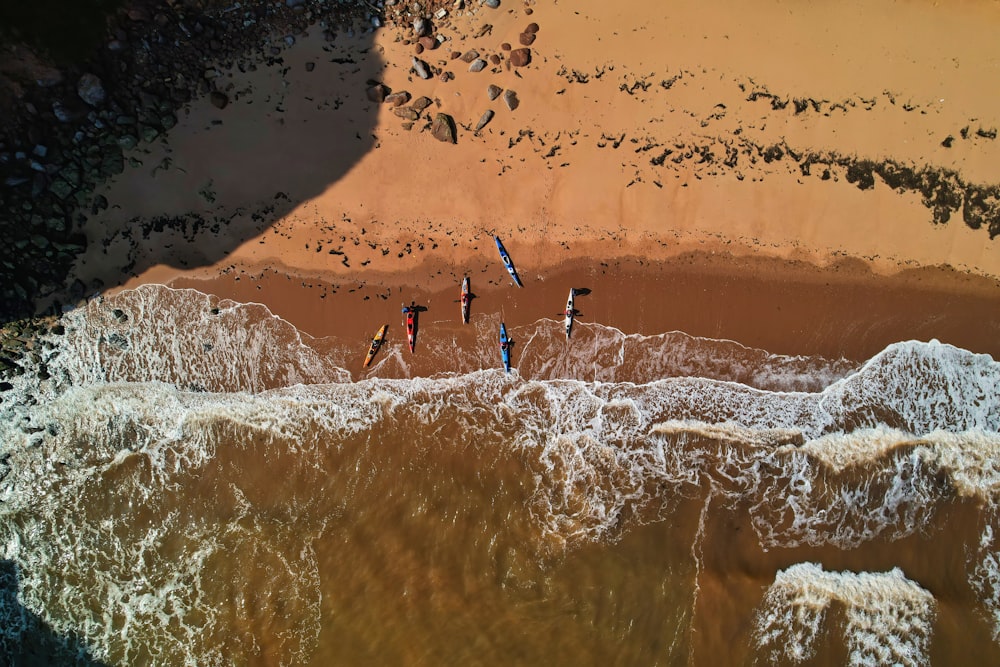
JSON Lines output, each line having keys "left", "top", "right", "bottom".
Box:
{"left": 487, "top": 84, "right": 503, "bottom": 101}
{"left": 394, "top": 107, "right": 420, "bottom": 121}
{"left": 962, "top": 184, "right": 1000, "bottom": 236}
{"left": 414, "top": 43, "right": 424, "bottom": 55}
{"left": 35, "top": 67, "right": 63, "bottom": 88}
{"left": 45, "top": 217, "right": 67, "bottom": 233}
{"left": 385, "top": 91, "right": 411, "bottom": 107}
{"left": 502, "top": 89, "right": 519, "bottom": 111}
{"left": 52, "top": 102, "right": 75, "bottom": 123}
{"left": 484, "top": 0, "right": 500, "bottom": 7}
{"left": 101, "top": 149, "right": 124, "bottom": 177}
{"left": 60, "top": 165, "right": 81, "bottom": 187}
{"left": 367, "top": 84, "right": 389, "bottom": 103}
{"left": 48, "top": 179, "right": 74, "bottom": 200}
{"left": 525, "top": 22, "right": 539, "bottom": 33}
{"left": 489, "top": 54, "right": 501, "bottom": 65}
{"left": 475, "top": 109, "right": 495, "bottom": 132}
{"left": 509, "top": 48, "right": 531, "bottom": 67}
{"left": 460, "top": 50, "right": 480, "bottom": 63}
{"left": 305, "top": 61, "right": 315, "bottom": 72}
{"left": 501, "top": 43, "right": 511, "bottom": 51}
{"left": 431, "top": 113, "right": 457, "bottom": 143}
{"left": 209, "top": 91, "right": 229, "bottom": 109}
{"left": 519, "top": 32, "right": 536, "bottom": 46}
{"left": 412, "top": 96, "right": 433, "bottom": 113}
{"left": 845, "top": 161, "right": 875, "bottom": 190}
{"left": 469, "top": 59, "right": 487, "bottom": 73}
{"left": 77, "top": 74, "right": 106, "bottom": 107}
{"left": 762, "top": 145, "right": 783, "bottom": 163}
{"left": 418, "top": 36, "right": 437, "bottom": 50}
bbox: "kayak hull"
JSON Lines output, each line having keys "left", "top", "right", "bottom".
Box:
{"left": 494, "top": 236, "right": 524, "bottom": 288}
{"left": 461, "top": 277, "right": 471, "bottom": 324}
{"left": 565, "top": 288, "right": 575, "bottom": 339}
{"left": 499, "top": 322, "right": 511, "bottom": 373}
{"left": 402, "top": 306, "right": 417, "bottom": 353}
{"left": 363, "top": 324, "right": 388, "bottom": 368}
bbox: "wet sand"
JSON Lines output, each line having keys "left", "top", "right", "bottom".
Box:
{"left": 73, "top": 0, "right": 1000, "bottom": 368}
{"left": 172, "top": 250, "right": 1000, "bottom": 381}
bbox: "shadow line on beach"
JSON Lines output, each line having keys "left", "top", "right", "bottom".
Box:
{"left": 0, "top": 2, "right": 385, "bottom": 325}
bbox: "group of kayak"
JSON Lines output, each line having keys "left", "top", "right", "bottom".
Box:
{"left": 363, "top": 236, "right": 578, "bottom": 372}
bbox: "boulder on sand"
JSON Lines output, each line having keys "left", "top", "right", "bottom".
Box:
{"left": 431, "top": 113, "right": 456, "bottom": 143}
{"left": 210, "top": 91, "right": 229, "bottom": 109}
{"left": 509, "top": 48, "right": 531, "bottom": 67}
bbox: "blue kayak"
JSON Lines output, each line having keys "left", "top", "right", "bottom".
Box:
{"left": 499, "top": 322, "right": 511, "bottom": 373}
{"left": 494, "top": 236, "right": 524, "bottom": 288}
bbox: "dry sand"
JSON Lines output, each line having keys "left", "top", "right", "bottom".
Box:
{"left": 71, "top": 0, "right": 1000, "bottom": 367}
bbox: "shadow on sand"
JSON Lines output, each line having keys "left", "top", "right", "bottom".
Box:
{"left": 1, "top": 560, "right": 109, "bottom": 666}
{"left": 0, "top": 0, "right": 384, "bottom": 324}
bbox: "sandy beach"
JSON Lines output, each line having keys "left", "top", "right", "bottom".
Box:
{"left": 68, "top": 0, "right": 1000, "bottom": 365}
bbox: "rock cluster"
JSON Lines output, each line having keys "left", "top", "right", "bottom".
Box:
{"left": 380, "top": 14, "right": 539, "bottom": 143}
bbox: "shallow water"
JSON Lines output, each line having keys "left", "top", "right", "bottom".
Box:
{"left": 2, "top": 285, "right": 999, "bottom": 665}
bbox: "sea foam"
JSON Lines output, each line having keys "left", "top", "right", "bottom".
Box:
{"left": 754, "top": 563, "right": 936, "bottom": 666}
{"left": 2, "top": 285, "right": 1000, "bottom": 663}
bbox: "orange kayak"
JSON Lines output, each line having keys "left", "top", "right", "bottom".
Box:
{"left": 363, "top": 324, "right": 388, "bottom": 368}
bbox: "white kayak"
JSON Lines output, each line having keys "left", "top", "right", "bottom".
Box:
{"left": 564, "top": 288, "right": 575, "bottom": 339}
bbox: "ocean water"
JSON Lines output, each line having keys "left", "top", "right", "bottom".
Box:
{"left": 1, "top": 284, "right": 999, "bottom": 665}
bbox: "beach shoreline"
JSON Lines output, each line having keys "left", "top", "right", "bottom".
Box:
{"left": 4, "top": 0, "right": 997, "bottom": 377}
{"left": 56, "top": 0, "right": 997, "bottom": 374}
{"left": 165, "top": 246, "right": 1000, "bottom": 374}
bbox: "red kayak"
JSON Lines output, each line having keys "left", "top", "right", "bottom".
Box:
{"left": 402, "top": 303, "right": 417, "bottom": 353}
